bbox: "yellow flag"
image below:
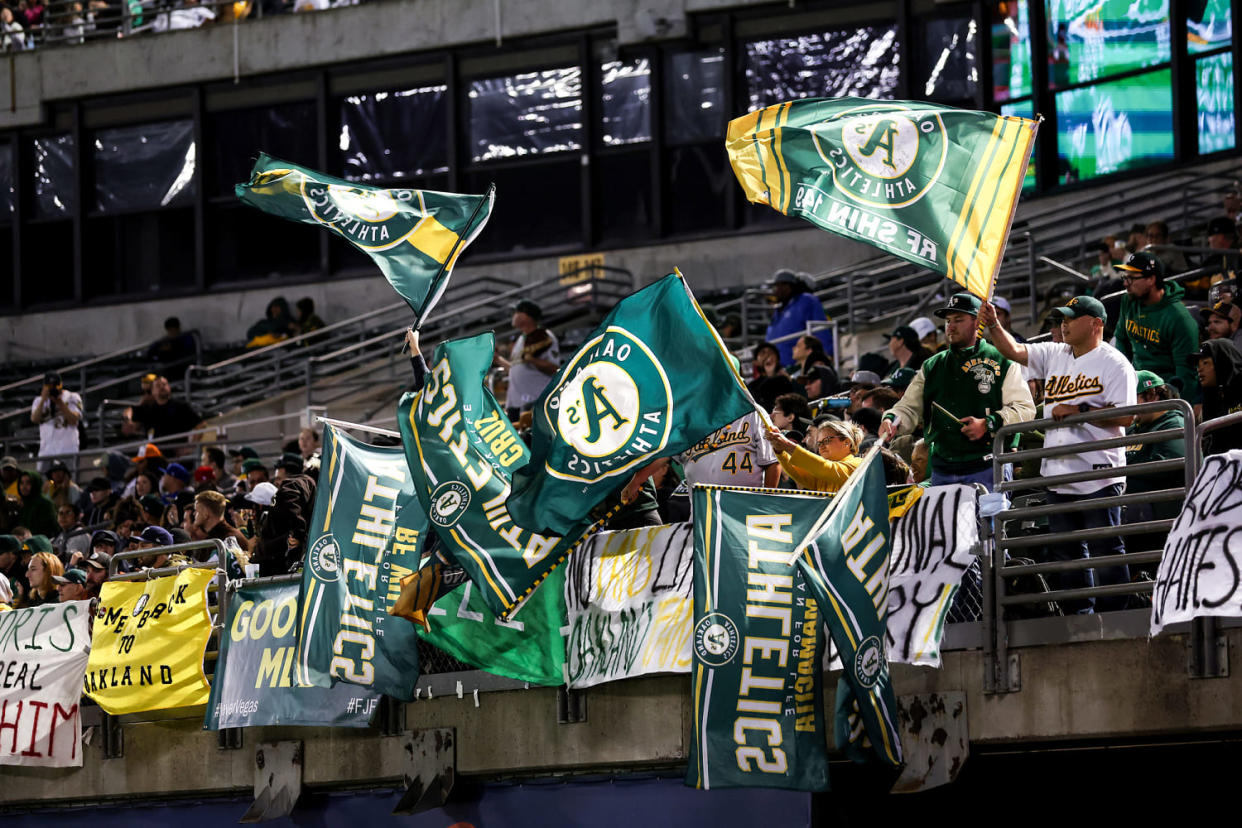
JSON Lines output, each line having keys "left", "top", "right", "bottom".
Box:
{"left": 84, "top": 567, "right": 215, "bottom": 715}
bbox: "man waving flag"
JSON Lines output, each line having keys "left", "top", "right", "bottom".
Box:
{"left": 507, "top": 271, "right": 756, "bottom": 537}
{"left": 726, "top": 98, "right": 1037, "bottom": 299}
{"left": 237, "top": 153, "right": 493, "bottom": 325}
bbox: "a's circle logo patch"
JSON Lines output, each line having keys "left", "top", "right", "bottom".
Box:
{"left": 430, "top": 481, "right": 472, "bottom": 528}
{"left": 694, "top": 612, "right": 740, "bottom": 667}
{"left": 854, "top": 635, "right": 885, "bottom": 689}
{"left": 131, "top": 594, "right": 150, "bottom": 617}
{"left": 299, "top": 179, "right": 423, "bottom": 250}
{"left": 543, "top": 326, "right": 672, "bottom": 483}
{"left": 814, "top": 104, "right": 947, "bottom": 209}
{"left": 308, "top": 534, "right": 341, "bottom": 583}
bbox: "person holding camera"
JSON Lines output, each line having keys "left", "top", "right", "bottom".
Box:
{"left": 30, "top": 372, "right": 83, "bottom": 470}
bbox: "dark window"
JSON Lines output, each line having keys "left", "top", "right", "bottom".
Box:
{"left": 32, "top": 135, "right": 76, "bottom": 219}
{"left": 93, "top": 120, "right": 196, "bottom": 213}
{"left": 340, "top": 85, "right": 449, "bottom": 181}
{"left": 209, "top": 102, "right": 318, "bottom": 197}
{"left": 1197, "top": 51, "right": 1235, "bottom": 154}
{"left": 20, "top": 221, "right": 73, "bottom": 305}
{"left": 665, "top": 143, "right": 729, "bottom": 235}
{"left": 208, "top": 204, "right": 321, "bottom": 284}
{"left": 744, "top": 27, "right": 900, "bottom": 112}
{"left": 83, "top": 209, "right": 195, "bottom": 298}
{"left": 664, "top": 48, "right": 726, "bottom": 144}
{"left": 0, "top": 143, "right": 13, "bottom": 221}
{"left": 1054, "top": 68, "right": 1173, "bottom": 183}
{"left": 328, "top": 173, "right": 451, "bottom": 275}
{"left": 596, "top": 151, "right": 653, "bottom": 242}
{"left": 601, "top": 58, "right": 651, "bottom": 146}
{"left": 919, "top": 16, "right": 978, "bottom": 102}
{"left": 463, "top": 161, "right": 581, "bottom": 253}
{"left": 468, "top": 68, "right": 583, "bottom": 162}
{"left": 1046, "top": 0, "right": 1170, "bottom": 89}
{"left": 992, "top": 0, "right": 1032, "bottom": 102}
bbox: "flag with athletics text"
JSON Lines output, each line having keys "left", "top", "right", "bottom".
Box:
{"left": 398, "top": 333, "right": 594, "bottom": 620}
{"left": 726, "top": 98, "right": 1038, "bottom": 299}
{"left": 507, "top": 271, "right": 756, "bottom": 537}
{"left": 237, "top": 153, "right": 493, "bottom": 325}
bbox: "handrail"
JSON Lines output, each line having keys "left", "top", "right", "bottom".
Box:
{"left": 0, "top": 336, "right": 177, "bottom": 397}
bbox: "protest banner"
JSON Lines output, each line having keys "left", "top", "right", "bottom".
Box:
{"left": 85, "top": 567, "right": 215, "bottom": 715}
{"left": 296, "top": 424, "right": 425, "bottom": 700}
{"left": 207, "top": 580, "right": 380, "bottom": 730}
{"left": 1152, "top": 449, "right": 1242, "bottom": 634}
{"left": 0, "top": 600, "right": 91, "bottom": 767}
{"left": 565, "top": 523, "right": 694, "bottom": 689}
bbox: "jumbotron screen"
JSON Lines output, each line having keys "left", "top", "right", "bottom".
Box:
{"left": 1046, "top": 0, "right": 1171, "bottom": 88}
{"left": 1054, "top": 68, "right": 1174, "bottom": 182}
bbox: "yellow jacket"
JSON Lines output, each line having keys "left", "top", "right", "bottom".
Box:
{"left": 775, "top": 446, "right": 861, "bottom": 494}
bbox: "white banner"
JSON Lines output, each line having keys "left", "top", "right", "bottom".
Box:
{"left": 1152, "top": 450, "right": 1242, "bottom": 634}
{"left": 564, "top": 523, "right": 694, "bottom": 689}
{"left": 887, "top": 485, "right": 979, "bottom": 666}
{"left": 0, "top": 600, "right": 92, "bottom": 767}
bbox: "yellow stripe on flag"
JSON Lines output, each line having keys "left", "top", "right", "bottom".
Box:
{"left": 754, "top": 105, "right": 782, "bottom": 210}
{"left": 968, "top": 121, "right": 1036, "bottom": 298}
{"left": 945, "top": 118, "right": 1004, "bottom": 291}
{"left": 407, "top": 215, "right": 459, "bottom": 264}
{"left": 725, "top": 109, "right": 770, "bottom": 206}
{"left": 951, "top": 118, "right": 1019, "bottom": 296}
{"left": 773, "top": 102, "right": 793, "bottom": 214}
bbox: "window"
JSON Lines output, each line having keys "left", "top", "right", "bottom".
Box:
{"left": 32, "top": 134, "right": 76, "bottom": 219}
{"left": 664, "top": 48, "right": 726, "bottom": 144}
{"left": 340, "top": 85, "right": 449, "bottom": 180}
{"left": 1197, "top": 51, "right": 1235, "bottom": 154}
{"left": 1055, "top": 68, "right": 1174, "bottom": 183}
{"left": 601, "top": 58, "right": 651, "bottom": 146}
{"left": 1046, "top": 0, "right": 1170, "bottom": 89}
{"left": 93, "top": 120, "right": 196, "bottom": 212}
{"left": 920, "top": 16, "right": 978, "bottom": 101}
{"left": 463, "top": 161, "right": 581, "bottom": 253}
{"left": 744, "top": 27, "right": 900, "bottom": 111}
{"left": 0, "top": 143, "right": 13, "bottom": 221}
{"left": 209, "top": 103, "right": 317, "bottom": 197}
{"left": 468, "top": 68, "right": 583, "bottom": 162}
{"left": 992, "top": 1, "right": 1032, "bottom": 102}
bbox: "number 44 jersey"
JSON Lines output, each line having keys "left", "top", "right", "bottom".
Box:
{"left": 677, "top": 411, "right": 776, "bottom": 488}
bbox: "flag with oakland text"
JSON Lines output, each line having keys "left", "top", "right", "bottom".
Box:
{"left": 726, "top": 98, "right": 1038, "bottom": 299}
{"left": 295, "top": 424, "right": 426, "bottom": 701}
{"left": 398, "top": 333, "right": 592, "bottom": 621}
{"left": 796, "top": 451, "right": 903, "bottom": 768}
{"left": 237, "top": 153, "right": 493, "bottom": 324}
{"left": 687, "top": 486, "right": 833, "bottom": 792}
{"left": 508, "top": 271, "right": 756, "bottom": 537}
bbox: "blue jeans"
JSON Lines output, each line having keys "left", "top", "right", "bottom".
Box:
{"left": 1045, "top": 483, "right": 1128, "bottom": 614}
{"left": 931, "top": 464, "right": 1011, "bottom": 492}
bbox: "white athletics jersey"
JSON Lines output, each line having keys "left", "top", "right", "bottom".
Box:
{"left": 1025, "top": 341, "right": 1136, "bottom": 495}
{"left": 676, "top": 412, "right": 776, "bottom": 488}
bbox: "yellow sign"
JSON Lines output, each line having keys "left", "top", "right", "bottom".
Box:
{"left": 558, "top": 253, "right": 605, "bottom": 285}
{"left": 84, "top": 567, "right": 215, "bottom": 715}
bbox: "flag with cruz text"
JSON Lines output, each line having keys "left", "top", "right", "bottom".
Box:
{"left": 726, "top": 98, "right": 1038, "bottom": 299}
{"left": 507, "top": 271, "right": 757, "bottom": 538}
{"left": 237, "top": 153, "right": 493, "bottom": 324}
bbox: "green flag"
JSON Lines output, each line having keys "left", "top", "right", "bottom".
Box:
{"left": 508, "top": 271, "right": 756, "bottom": 537}
{"left": 726, "top": 98, "right": 1037, "bottom": 299}
{"left": 795, "top": 451, "right": 903, "bottom": 768}
{"left": 687, "top": 485, "right": 833, "bottom": 792}
{"left": 236, "top": 153, "right": 493, "bottom": 324}
{"left": 398, "top": 333, "right": 592, "bottom": 620}
{"left": 295, "top": 424, "right": 426, "bottom": 701}
{"left": 420, "top": 566, "right": 567, "bottom": 687}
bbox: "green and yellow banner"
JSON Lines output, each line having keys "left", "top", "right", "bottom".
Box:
{"left": 726, "top": 98, "right": 1038, "bottom": 299}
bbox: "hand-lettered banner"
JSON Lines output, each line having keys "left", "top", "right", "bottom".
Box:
{"left": 1152, "top": 449, "right": 1242, "bottom": 634}
{"left": 565, "top": 523, "right": 694, "bottom": 690}
{"left": 296, "top": 424, "right": 426, "bottom": 700}
{"left": 0, "top": 600, "right": 91, "bottom": 767}
{"left": 85, "top": 567, "right": 215, "bottom": 715}
{"left": 207, "top": 580, "right": 380, "bottom": 730}
{"left": 688, "top": 486, "right": 832, "bottom": 792}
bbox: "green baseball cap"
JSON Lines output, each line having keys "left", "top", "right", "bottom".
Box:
{"left": 1052, "top": 295, "right": 1107, "bottom": 322}
{"left": 934, "top": 293, "right": 982, "bottom": 318}
{"left": 1135, "top": 370, "right": 1165, "bottom": 393}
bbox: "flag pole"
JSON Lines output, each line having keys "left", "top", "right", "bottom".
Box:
{"left": 413, "top": 182, "right": 496, "bottom": 330}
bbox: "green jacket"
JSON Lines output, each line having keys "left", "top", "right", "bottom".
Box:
{"left": 884, "top": 339, "right": 1035, "bottom": 473}
{"left": 1114, "top": 282, "right": 1201, "bottom": 402}
{"left": 1125, "top": 408, "right": 1187, "bottom": 519}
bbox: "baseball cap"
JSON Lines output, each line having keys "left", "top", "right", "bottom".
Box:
{"left": 163, "top": 463, "right": 191, "bottom": 484}
{"left": 52, "top": 568, "right": 87, "bottom": 586}
{"left": 90, "top": 529, "right": 120, "bottom": 549}
{"left": 0, "top": 456, "right": 17, "bottom": 471}
{"left": 193, "top": 465, "right": 216, "bottom": 483}
{"left": 934, "top": 293, "right": 982, "bottom": 318}
{"left": 887, "top": 325, "right": 921, "bottom": 351}
{"left": 132, "top": 443, "right": 163, "bottom": 463}
{"left": 847, "top": 370, "right": 882, "bottom": 388}
{"left": 44, "top": 371, "right": 62, "bottom": 386}
{"left": 139, "top": 494, "right": 164, "bottom": 515}
{"left": 83, "top": 548, "right": 112, "bottom": 571}
{"left": 228, "top": 446, "right": 259, "bottom": 460}
{"left": 1116, "top": 251, "right": 1166, "bottom": 279}
{"left": 1135, "top": 370, "right": 1166, "bottom": 394}
{"left": 0, "top": 535, "right": 19, "bottom": 555}
{"left": 1052, "top": 295, "right": 1108, "bottom": 322}
{"left": 908, "top": 317, "right": 937, "bottom": 340}
{"left": 992, "top": 296, "right": 1012, "bottom": 314}
{"left": 1208, "top": 216, "right": 1236, "bottom": 236}
{"left": 245, "top": 481, "right": 278, "bottom": 507}
{"left": 1201, "top": 301, "right": 1242, "bottom": 326}
{"left": 770, "top": 268, "right": 801, "bottom": 285}
{"left": 86, "top": 476, "right": 112, "bottom": 492}
{"left": 47, "top": 460, "right": 70, "bottom": 475}
{"left": 138, "top": 525, "right": 174, "bottom": 547}
{"left": 883, "top": 367, "right": 918, "bottom": 390}
{"left": 512, "top": 299, "right": 542, "bottom": 319}
{"left": 21, "top": 535, "right": 52, "bottom": 555}
{"left": 277, "top": 452, "right": 304, "bottom": 474}
{"left": 241, "top": 458, "right": 266, "bottom": 474}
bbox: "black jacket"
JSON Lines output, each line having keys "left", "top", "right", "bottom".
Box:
{"left": 1201, "top": 339, "right": 1242, "bottom": 455}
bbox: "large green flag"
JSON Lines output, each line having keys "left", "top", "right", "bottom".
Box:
{"left": 295, "top": 424, "right": 425, "bottom": 701}
{"left": 795, "top": 451, "right": 903, "bottom": 768}
{"left": 726, "top": 98, "right": 1038, "bottom": 299}
{"left": 687, "top": 486, "right": 833, "bottom": 792}
{"left": 398, "top": 333, "right": 592, "bottom": 621}
{"left": 419, "top": 566, "right": 567, "bottom": 687}
{"left": 236, "top": 153, "right": 493, "bottom": 324}
{"left": 508, "top": 271, "right": 756, "bottom": 537}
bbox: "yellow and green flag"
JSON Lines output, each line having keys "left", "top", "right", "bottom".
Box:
{"left": 726, "top": 98, "right": 1038, "bottom": 299}
{"left": 237, "top": 153, "right": 493, "bottom": 325}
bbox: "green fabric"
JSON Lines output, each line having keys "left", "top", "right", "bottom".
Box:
{"left": 17, "top": 471, "right": 58, "bottom": 538}
{"left": 295, "top": 424, "right": 425, "bottom": 700}
{"left": 1114, "top": 282, "right": 1202, "bottom": 403}
{"left": 237, "top": 154, "right": 493, "bottom": 325}
{"left": 918, "top": 339, "right": 1016, "bottom": 472}
{"left": 508, "top": 272, "right": 755, "bottom": 537}
{"left": 1126, "top": 409, "right": 1187, "bottom": 519}
{"left": 398, "top": 333, "right": 588, "bottom": 620}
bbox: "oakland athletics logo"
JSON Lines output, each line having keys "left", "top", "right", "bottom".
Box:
{"left": 813, "top": 104, "right": 947, "bottom": 209}
{"left": 429, "top": 481, "right": 471, "bottom": 528}
{"left": 307, "top": 534, "right": 341, "bottom": 583}
{"left": 299, "top": 178, "right": 426, "bottom": 250}
{"left": 854, "top": 635, "right": 885, "bottom": 689}
{"left": 694, "top": 612, "right": 740, "bottom": 667}
{"left": 544, "top": 326, "right": 673, "bottom": 483}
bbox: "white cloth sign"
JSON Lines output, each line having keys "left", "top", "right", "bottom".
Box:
{"left": 1152, "top": 450, "right": 1242, "bottom": 634}
{"left": 564, "top": 523, "right": 693, "bottom": 689}
{"left": 0, "top": 600, "right": 92, "bottom": 767}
